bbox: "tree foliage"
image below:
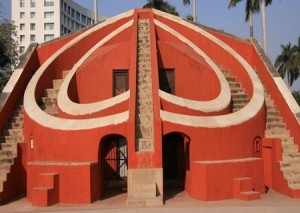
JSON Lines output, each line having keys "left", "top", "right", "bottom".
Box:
{"left": 292, "top": 90, "right": 300, "bottom": 106}
{"left": 275, "top": 37, "right": 300, "bottom": 87}
{"left": 143, "top": 0, "right": 179, "bottom": 16}
{"left": 0, "top": 4, "right": 18, "bottom": 92}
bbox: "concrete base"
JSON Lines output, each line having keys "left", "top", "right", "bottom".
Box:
{"left": 127, "top": 168, "right": 163, "bottom": 206}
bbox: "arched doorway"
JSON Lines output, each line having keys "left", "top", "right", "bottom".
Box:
{"left": 162, "top": 132, "right": 189, "bottom": 190}
{"left": 101, "top": 135, "right": 128, "bottom": 196}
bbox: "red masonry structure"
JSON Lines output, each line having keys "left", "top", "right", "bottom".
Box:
{"left": 0, "top": 9, "right": 300, "bottom": 206}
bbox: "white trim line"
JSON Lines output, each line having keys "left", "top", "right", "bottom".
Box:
{"left": 58, "top": 20, "right": 133, "bottom": 115}
{"left": 155, "top": 20, "right": 230, "bottom": 113}
{"left": 154, "top": 10, "right": 264, "bottom": 128}
{"left": 24, "top": 10, "right": 134, "bottom": 130}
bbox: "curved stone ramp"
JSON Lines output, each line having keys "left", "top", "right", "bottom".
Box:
{"left": 154, "top": 11, "right": 264, "bottom": 128}
{"left": 155, "top": 20, "right": 231, "bottom": 113}
{"left": 57, "top": 21, "right": 132, "bottom": 116}
{"left": 24, "top": 11, "right": 134, "bottom": 130}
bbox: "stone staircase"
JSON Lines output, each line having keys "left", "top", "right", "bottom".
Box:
{"left": 221, "top": 69, "right": 250, "bottom": 112}
{"left": 135, "top": 19, "right": 154, "bottom": 152}
{"left": 39, "top": 71, "right": 69, "bottom": 116}
{"left": 0, "top": 100, "right": 24, "bottom": 192}
{"left": 264, "top": 91, "right": 300, "bottom": 190}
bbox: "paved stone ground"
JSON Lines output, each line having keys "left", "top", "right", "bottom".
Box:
{"left": 0, "top": 189, "right": 299, "bottom": 213}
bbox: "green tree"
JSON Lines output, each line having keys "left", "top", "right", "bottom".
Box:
{"left": 143, "top": 0, "right": 179, "bottom": 16}
{"left": 292, "top": 90, "right": 300, "bottom": 106}
{"left": 275, "top": 42, "right": 299, "bottom": 87}
{"left": 0, "top": 5, "right": 19, "bottom": 92}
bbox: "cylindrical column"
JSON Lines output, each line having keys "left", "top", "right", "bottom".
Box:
{"left": 94, "top": 0, "right": 98, "bottom": 23}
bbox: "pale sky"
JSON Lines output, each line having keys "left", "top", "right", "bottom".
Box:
{"left": 1, "top": 0, "right": 300, "bottom": 90}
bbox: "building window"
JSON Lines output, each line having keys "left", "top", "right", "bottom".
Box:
{"left": 20, "top": 35, "right": 25, "bottom": 43}
{"left": 20, "top": 46, "right": 25, "bottom": 54}
{"left": 87, "top": 18, "right": 91, "bottom": 25}
{"left": 81, "top": 15, "right": 86, "bottom": 24}
{"left": 44, "top": 12, "right": 54, "bottom": 19}
{"left": 44, "top": 34, "right": 54, "bottom": 41}
{"left": 76, "top": 12, "right": 80, "bottom": 21}
{"left": 44, "top": 0, "right": 54, "bottom": 7}
{"left": 30, "top": 23, "right": 35, "bottom": 30}
{"left": 30, "top": 0, "right": 36, "bottom": 7}
{"left": 159, "top": 68, "right": 175, "bottom": 95}
{"left": 71, "top": 9, "right": 75, "bottom": 18}
{"left": 113, "top": 70, "right": 128, "bottom": 96}
{"left": 30, "top": 35, "right": 36, "bottom": 42}
{"left": 20, "top": 23, "right": 25, "bottom": 31}
{"left": 20, "top": 12, "right": 25, "bottom": 19}
{"left": 20, "top": 0, "right": 25, "bottom": 8}
{"left": 30, "top": 12, "right": 35, "bottom": 19}
{"left": 44, "top": 23, "right": 54, "bottom": 30}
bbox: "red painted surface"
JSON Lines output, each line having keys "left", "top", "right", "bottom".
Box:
{"left": 1, "top": 9, "right": 300, "bottom": 206}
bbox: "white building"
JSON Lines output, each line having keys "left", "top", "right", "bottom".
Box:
{"left": 12, "top": 0, "right": 103, "bottom": 54}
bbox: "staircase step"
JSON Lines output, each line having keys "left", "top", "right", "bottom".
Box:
{"left": 283, "top": 170, "right": 300, "bottom": 179}
{"left": 0, "top": 158, "right": 13, "bottom": 165}
{"left": 137, "top": 138, "right": 153, "bottom": 151}
{"left": 281, "top": 161, "right": 300, "bottom": 170}
{"left": 288, "top": 177, "right": 300, "bottom": 186}
{"left": 136, "top": 114, "right": 153, "bottom": 124}
{"left": 62, "top": 70, "right": 70, "bottom": 79}
{"left": 0, "top": 150, "right": 13, "bottom": 159}
{"left": 53, "top": 79, "right": 63, "bottom": 89}
{"left": 3, "top": 129, "right": 23, "bottom": 136}
{"left": 282, "top": 144, "right": 299, "bottom": 152}
{"left": 9, "top": 116, "right": 24, "bottom": 124}
{"left": 0, "top": 135, "right": 24, "bottom": 143}
{"left": 265, "top": 130, "right": 290, "bottom": 138}
{"left": 282, "top": 152, "right": 300, "bottom": 161}
{"left": 266, "top": 123, "right": 286, "bottom": 130}
{"left": 45, "top": 88, "right": 59, "bottom": 99}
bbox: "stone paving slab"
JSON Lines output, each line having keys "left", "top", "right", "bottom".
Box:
{"left": 0, "top": 190, "right": 300, "bottom": 213}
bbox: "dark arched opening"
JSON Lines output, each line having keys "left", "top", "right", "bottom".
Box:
{"left": 100, "top": 135, "right": 127, "bottom": 198}
{"left": 162, "top": 132, "right": 190, "bottom": 196}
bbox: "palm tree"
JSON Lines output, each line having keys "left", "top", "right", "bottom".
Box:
{"left": 143, "top": 0, "right": 179, "bottom": 16}
{"left": 228, "top": 0, "right": 272, "bottom": 53}
{"left": 228, "top": 0, "right": 259, "bottom": 37}
{"left": 294, "top": 37, "right": 300, "bottom": 70}
{"left": 275, "top": 43, "right": 298, "bottom": 87}
{"left": 260, "top": 0, "right": 272, "bottom": 53}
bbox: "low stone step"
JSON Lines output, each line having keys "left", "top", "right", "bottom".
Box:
{"left": 282, "top": 144, "right": 299, "bottom": 152}
{"left": 265, "top": 130, "right": 290, "bottom": 138}
{"left": 0, "top": 158, "right": 13, "bottom": 165}
{"left": 228, "top": 82, "right": 241, "bottom": 89}
{"left": 137, "top": 98, "right": 152, "bottom": 107}
{"left": 1, "top": 142, "right": 17, "bottom": 153}
{"left": 288, "top": 177, "right": 300, "bottom": 186}
{"left": 62, "top": 70, "right": 70, "bottom": 79}
{"left": 3, "top": 129, "right": 23, "bottom": 136}
{"left": 45, "top": 88, "right": 59, "bottom": 99}
{"left": 282, "top": 152, "right": 300, "bottom": 161}
{"left": 281, "top": 160, "right": 300, "bottom": 170}
{"left": 283, "top": 169, "right": 300, "bottom": 179}
{"left": 233, "top": 98, "right": 249, "bottom": 104}
{"left": 0, "top": 150, "right": 13, "bottom": 159}
{"left": 9, "top": 116, "right": 24, "bottom": 124}
{"left": 136, "top": 124, "right": 153, "bottom": 138}
{"left": 0, "top": 135, "right": 24, "bottom": 143}
{"left": 266, "top": 110, "right": 280, "bottom": 117}
{"left": 136, "top": 105, "right": 153, "bottom": 114}
{"left": 266, "top": 123, "right": 286, "bottom": 130}
{"left": 232, "top": 93, "right": 248, "bottom": 99}
{"left": 0, "top": 165, "right": 10, "bottom": 173}
{"left": 53, "top": 79, "right": 63, "bottom": 90}
{"left": 136, "top": 114, "right": 153, "bottom": 124}
{"left": 0, "top": 173, "right": 7, "bottom": 182}
{"left": 225, "top": 76, "right": 236, "bottom": 82}
{"left": 137, "top": 138, "right": 153, "bottom": 151}
{"left": 6, "top": 122, "right": 23, "bottom": 129}
{"left": 266, "top": 117, "right": 283, "bottom": 123}
{"left": 281, "top": 136, "right": 295, "bottom": 144}
{"left": 41, "top": 97, "right": 57, "bottom": 107}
